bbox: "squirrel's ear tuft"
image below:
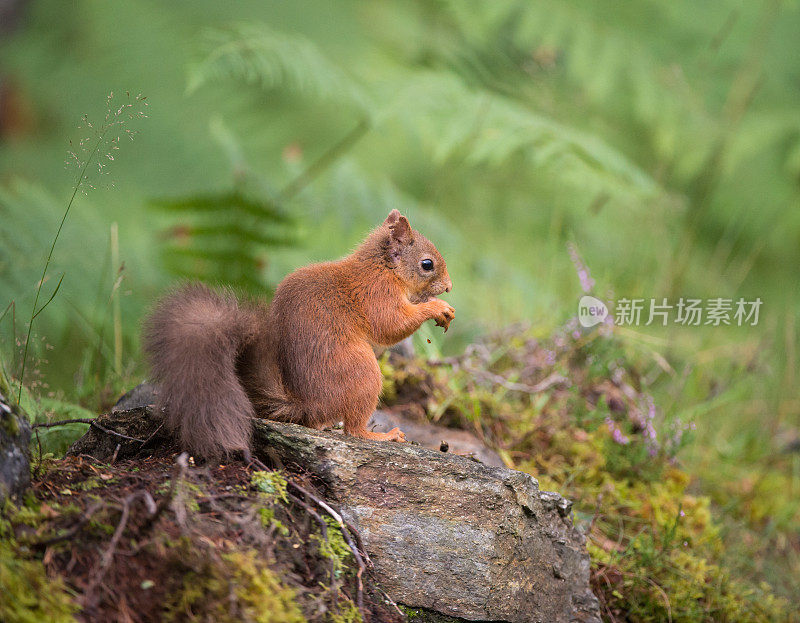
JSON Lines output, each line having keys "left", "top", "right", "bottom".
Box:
{"left": 384, "top": 209, "right": 403, "bottom": 226}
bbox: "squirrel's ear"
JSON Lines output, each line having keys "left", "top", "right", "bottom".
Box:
{"left": 387, "top": 215, "right": 413, "bottom": 264}
{"left": 384, "top": 209, "right": 402, "bottom": 226}
{"left": 389, "top": 215, "right": 413, "bottom": 244}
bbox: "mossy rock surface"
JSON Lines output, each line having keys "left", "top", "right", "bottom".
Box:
{"left": 0, "top": 397, "right": 31, "bottom": 502}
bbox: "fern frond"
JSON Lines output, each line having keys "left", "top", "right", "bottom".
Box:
{"left": 189, "top": 22, "right": 661, "bottom": 198}
{"left": 187, "top": 23, "right": 370, "bottom": 113}
{"left": 180, "top": 224, "right": 297, "bottom": 247}
{"left": 432, "top": 0, "right": 722, "bottom": 169}
{"left": 151, "top": 190, "right": 299, "bottom": 293}
{"left": 152, "top": 191, "right": 290, "bottom": 221}
{"left": 382, "top": 72, "right": 658, "bottom": 195}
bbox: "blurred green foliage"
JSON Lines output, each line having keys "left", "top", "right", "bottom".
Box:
{"left": 0, "top": 0, "right": 798, "bottom": 617}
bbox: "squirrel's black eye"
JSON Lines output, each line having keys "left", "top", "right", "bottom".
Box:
{"left": 421, "top": 259, "right": 434, "bottom": 271}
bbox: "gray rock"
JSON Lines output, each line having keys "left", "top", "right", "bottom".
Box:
{"left": 0, "top": 391, "right": 31, "bottom": 501}
{"left": 254, "top": 420, "right": 600, "bottom": 623}
{"left": 368, "top": 409, "right": 505, "bottom": 468}
{"left": 112, "top": 381, "right": 158, "bottom": 412}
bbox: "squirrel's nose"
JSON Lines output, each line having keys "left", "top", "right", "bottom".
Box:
{"left": 445, "top": 279, "right": 452, "bottom": 293}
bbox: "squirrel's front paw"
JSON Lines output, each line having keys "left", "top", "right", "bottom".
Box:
{"left": 429, "top": 299, "right": 455, "bottom": 332}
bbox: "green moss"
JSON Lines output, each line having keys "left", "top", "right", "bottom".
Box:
{"left": 1, "top": 410, "right": 21, "bottom": 437}
{"left": 0, "top": 539, "right": 77, "bottom": 623}
{"left": 156, "top": 478, "right": 205, "bottom": 497}
{"left": 156, "top": 478, "right": 204, "bottom": 513}
{"left": 250, "top": 470, "right": 289, "bottom": 503}
{"left": 3, "top": 495, "right": 51, "bottom": 535}
{"left": 0, "top": 375, "right": 24, "bottom": 438}
{"left": 313, "top": 516, "right": 353, "bottom": 579}
{"left": 522, "top": 425, "right": 792, "bottom": 622}
{"left": 258, "top": 507, "right": 289, "bottom": 536}
{"left": 164, "top": 549, "right": 304, "bottom": 623}
{"left": 74, "top": 477, "right": 101, "bottom": 491}
{"left": 328, "top": 603, "right": 362, "bottom": 623}
{"left": 399, "top": 605, "right": 463, "bottom": 622}
{"left": 87, "top": 516, "right": 116, "bottom": 536}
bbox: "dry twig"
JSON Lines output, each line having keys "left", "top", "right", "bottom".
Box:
{"left": 142, "top": 452, "right": 188, "bottom": 530}
{"left": 33, "top": 417, "right": 146, "bottom": 443}
{"left": 32, "top": 500, "right": 106, "bottom": 550}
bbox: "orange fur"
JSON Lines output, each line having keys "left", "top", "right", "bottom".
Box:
{"left": 143, "top": 210, "right": 453, "bottom": 458}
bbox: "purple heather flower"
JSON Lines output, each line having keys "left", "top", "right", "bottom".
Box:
{"left": 605, "top": 416, "right": 630, "bottom": 445}
{"left": 645, "top": 395, "right": 656, "bottom": 421}
{"left": 566, "top": 317, "right": 579, "bottom": 331}
{"left": 567, "top": 242, "right": 596, "bottom": 293}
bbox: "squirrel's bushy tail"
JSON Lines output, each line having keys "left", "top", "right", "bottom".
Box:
{"left": 143, "top": 283, "right": 256, "bottom": 459}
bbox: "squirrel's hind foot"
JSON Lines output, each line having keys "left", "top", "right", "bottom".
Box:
{"left": 348, "top": 427, "right": 407, "bottom": 443}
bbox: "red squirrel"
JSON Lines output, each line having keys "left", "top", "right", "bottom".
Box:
{"left": 143, "top": 210, "right": 454, "bottom": 459}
